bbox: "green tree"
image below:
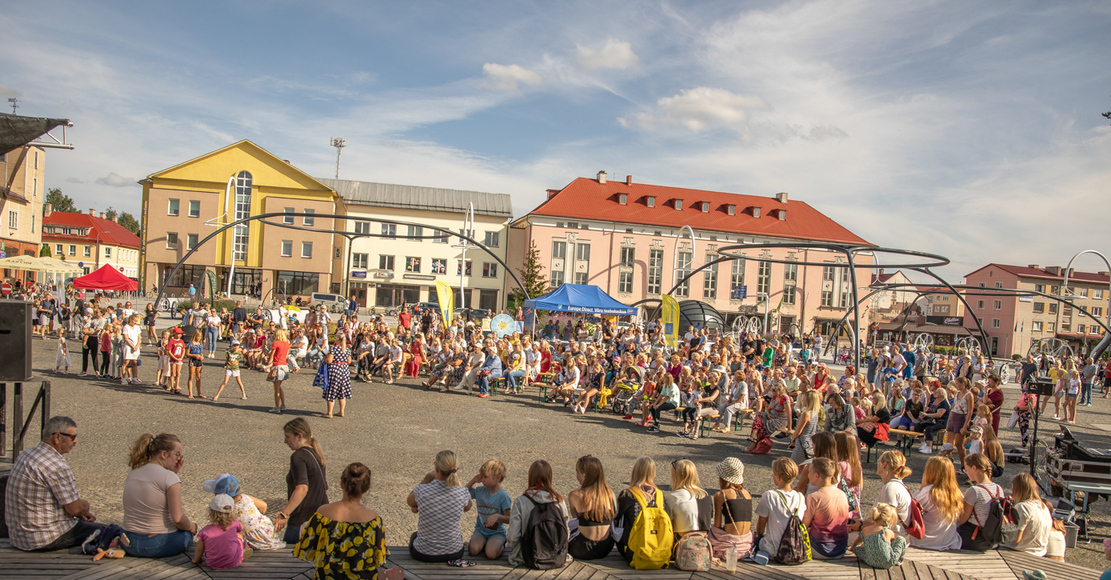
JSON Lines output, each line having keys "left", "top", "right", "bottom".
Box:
{"left": 39, "top": 244, "right": 51, "bottom": 257}
{"left": 508, "top": 239, "right": 548, "bottom": 307}
{"left": 104, "top": 206, "right": 141, "bottom": 235}
{"left": 44, "top": 187, "right": 77, "bottom": 213}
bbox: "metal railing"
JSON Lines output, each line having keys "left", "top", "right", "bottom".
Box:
{"left": 0, "top": 381, "right": 51, "bottom": 461}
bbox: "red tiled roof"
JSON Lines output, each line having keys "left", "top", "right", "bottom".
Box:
{"left": 42, "top": 211, "right": 141, "bottom": 248}
{"left": 525, "top": 177, "right": 871, "bottom": 246}
{"left": 967, "top": 263, "right": 1110, "bottom": 284}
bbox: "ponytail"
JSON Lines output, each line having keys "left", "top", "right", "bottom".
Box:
{"left": 434, "top": 450, "right": 461, "bottom": 487}
{"left": 128, "top": 432, "right": 180, "bottom": 469}
{"left": 283, "top": 418, "right": 326, "bottom": 468}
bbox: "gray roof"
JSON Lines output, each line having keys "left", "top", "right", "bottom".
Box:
{"left": 318, "top": 178, "right": 513, "bottom": 219}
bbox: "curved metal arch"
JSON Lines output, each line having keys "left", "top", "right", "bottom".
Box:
{"left": 153, "top": 211, "right": 529, "bottom": 312}
{"left": 1063, "top": 250, "right": 1111, "bottom": 360}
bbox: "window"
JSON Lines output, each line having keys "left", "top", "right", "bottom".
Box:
{"left": 1032, "top": 321, "right": 1043, "bottom": 332}
{"left": 353, "top": 221, "right": 370, "bottom": 234}
{"left": 1048, "top": 322, "right": 1056, "bottom": 333}
{"left": 1035, "top": 284, "right": 1045, "bottom": 293}
{"left": 995, "top": 282, "right": 1003, "bottom": 288}
{"left": 674, "top": 199, "right": 683, "bottom": 211}
{"left": 821, "top": 290, "right": 833, "bottom": 307}
{"left": 407, "top": 225, "right": 423, "bottom": 240}
{"left": 1049, "top": 303, "right": 1058, "bottom": 314}
{"left": 55, "top": 244, "right": 62, "bottom": 256}
{"left": 405, "top": 257, "right": 421, "bottom": 272}
{"left": 482, "top": 262, "right": 498, "bottom": 278}
{"left": 83, "top": 245, "right": 91, "bottom": 257}
{"left": 1060, "top": 320, "right": 1070, "bottom": 332}
{"left": 730, "top": 259, "right": 745, "bottom": 298}
{"left": 456, "top": 259, "right": 472, "bottom": 276}
{"left": 275, "top": 271, "right": 319, "bottom": 295}
{"left": 757, "top": 261, "right": 771, "bottom": 296}
{"left": 1079, "top": 287, "right": 1089, "bottom": 297}
{"left": 300, "top": 242, "right": 312, "bottom": 258}
{"left": 352, "top": 253, "right": 368, "bottom": 269}
{"left": 550, "top": 270, "right": 564, "bottom": 287}
{"left": 646, "top": 196, "right": 655, "bottom": 207}
{"left": 280, "top": 240, "right": 292, "bottom": 257}
{"left": 284, "top": 208, "right": 295, "bottom": 225}
{"left": 647, "top": 249, "right": 663, "bottom": 295}
{"left": 703, "top": 253, "right": 718, "bottom": 299}
{"left": 187, "top": 234, "right": 198, "bottom": 250}
{"left": 302, "top": 208, "right": 315, "bottom": 226}
{"left": 1051, "top": 285, "right": 1060, "bottom": 294}
{"left": 822, "top": 266, "right": 835, "bottom": 281}
{"left": 166, "top": 264, "right": 206, "bottom": 288}
{"left": 433, "top": 229, "right": 448, "bottom": 243}
{"left": 381, "top": 223, "right": 396, "bottom": 239}
{"left": 188, "top": 200, "right": 200, "bottom": 218}
{"left": 783, "top": 263, "right": 797, "bottom": 305}
{"left": 552, "top": 241, "right": 566, "bottom": 259}
{"left": 68, "top": 245, "right": 75, "bottom": 256}
{"left": 431, "top": 258, "right": 447, "bottom": 274}
{"left": 232, "top": 171, "right": 252, "bottom": 261}
{"left": 992, "top": 319, "right": 1000, "bottom": 329}
{"left": 574, "top": 272, "right": 589, "bottom": 285}
{"left": 977, "top": 300, "right": 984, "bottom": 310}
{"left": 576, "top": 243, "right": 591, "bottom": 261}
{"left": 166, "top": 233, "right": 179, "bottom": 249}
{"left": 484, "top": 231, "right": 500, "bottom": 247}
{"left": 619, "top": 271, "right": 633, "bottom": 293}
{"left": 1078, "top": 324, "right": 1086, "bottom": 334}
{"left": 379, "top": 255, "right": 395, "bottom": 270}
{"left": 1033, "top": 302, "right": 1045, "bottom": 313}
{"left": 1063, "top": 305, "right": 1073, "bottom": 316}
{"left": 675, "top": 251, "right": 692, "bottom": 298}
{"left": 167, "top": 199, "right": 179, "bottom": 216}
{"left": 620, "top": 247, "right": 635, "bottom": 268}
{"left": 1095, "top": 289, "right": 1103, "bottom": 300}
{"left": 1092, "top": 306, "right": 1103, "bottom": 317}
{"left": 993, "top": 300, "right": 1002, "bottom": 310}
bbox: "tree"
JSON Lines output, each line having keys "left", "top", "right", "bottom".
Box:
{"left": 508, "top": 239, "right": 548, "bottom": 307}
{"left": 44, "top": 188, "right": 76, "bottom": 213}
{"left": 39, "top": 244, "right": 51, "bottom": 257}
{"left": 105, "top": 206, "right": 141, "bottom": 235}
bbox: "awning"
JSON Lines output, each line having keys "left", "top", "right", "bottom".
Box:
{"left": 523, "top": 284, "right": 637, "bottom": 316}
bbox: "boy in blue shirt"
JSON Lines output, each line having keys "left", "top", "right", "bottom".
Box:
{"left": 467, "top": 459, "right": 511, "bottom": 559}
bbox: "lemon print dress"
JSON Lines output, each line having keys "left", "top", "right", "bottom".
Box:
{"left": 293, "top": 513, "right": 389, "bottom": 579}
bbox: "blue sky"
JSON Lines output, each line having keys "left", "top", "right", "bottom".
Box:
{"left": 3, "top": 1, "right": 1109, "bottom": 280}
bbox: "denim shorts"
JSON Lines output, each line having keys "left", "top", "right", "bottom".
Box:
{"left": 121, "top": 529, "right": 193, "bottom": 558}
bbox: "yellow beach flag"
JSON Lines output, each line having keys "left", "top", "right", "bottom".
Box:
{"left": 661, "top": 294, "right": 680, "bottom": 348}
{"left": 435, "top": 280, "right": 454, "bottom": 326}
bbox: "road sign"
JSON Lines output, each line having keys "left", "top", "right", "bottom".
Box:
{"left": 1, "top": 283, "right": 11, "bottom": 296}
{"left": 78, "top": 261, "right": 84, "bottom": 268}
{"left": 0, "top": 251, "right": 5, "bottom": 258}
{"left": 731, "top": 285, "right": 747, "bottom": 300}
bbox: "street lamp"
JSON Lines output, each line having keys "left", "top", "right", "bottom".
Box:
{"left": 451, "top": 202, "right": 475, "bottom": 311}
{"left": 758, "top": 292, "right": 770, "bottom": 335}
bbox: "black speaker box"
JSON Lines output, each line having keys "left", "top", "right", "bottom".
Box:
{"left": 0, "top": 300, "right": 32, "bottom": 381}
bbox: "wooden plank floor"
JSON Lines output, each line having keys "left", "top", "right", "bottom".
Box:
{"left": 0, "top": 541, "right": 1100, "bottom": 579}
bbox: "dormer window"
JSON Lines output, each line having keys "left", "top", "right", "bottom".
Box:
{"left": 727, "top": 204, "right": 736, "bottom": 215}
{"left": 752, "top": 207, "right": 762, "bottom": 218}
{"left": 646, "top": 196, "right": 655, "bottom": 207}
{"left": 777, "top": 208, "right": 787, "bottom": 220}
{"left": 674, "top": 199, "right": 683, "bottom": 211}
{"left": 618, "top": 193, "right": 627, "bottom": 205}
{"left": 701, "top": 202, "right": 710, "bottom": 212}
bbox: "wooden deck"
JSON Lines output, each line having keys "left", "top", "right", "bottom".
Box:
{"left": 0, "top": 540, "right": 1097, "bottom": 579}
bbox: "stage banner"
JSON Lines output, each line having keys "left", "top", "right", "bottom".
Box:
{"left": 435, "top": 281, "right": 454, "bottom": 326}
{"left": 661, "top": 294, "right": 679, "bottom": 348}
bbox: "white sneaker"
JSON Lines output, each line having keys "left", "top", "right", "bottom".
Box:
{"left": 121, "top": 379, "right": 129, "bottom": 385}
{"left": 918, "top": 443, "right": 931, "bottom": 454}
{"left": 1053, "top": 414, "right": 1060, "bottom": 419}
{"left": 451, "top": 384, "right": 464, "bottom": 391}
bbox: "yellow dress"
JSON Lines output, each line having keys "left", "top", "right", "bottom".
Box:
{"left": 293, "top": 513, "right": 389, "bottom": 580}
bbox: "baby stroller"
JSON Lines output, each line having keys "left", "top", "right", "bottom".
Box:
{"left": 610, "top": 365, "right": 645, "bottom": 415}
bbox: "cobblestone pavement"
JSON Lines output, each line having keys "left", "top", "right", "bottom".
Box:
{"left": 16, "top": 335, "right": 1110, "bottom": 572}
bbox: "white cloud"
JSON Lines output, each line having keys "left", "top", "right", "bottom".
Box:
{"left": 95, "top": 173, "right": 137, "bottom": 187}
{"left": 481, "top": 63, "right": 542, "bottom": 94}
{"left": 65, "top": 177, "right": 84, "bottom": 183}
{"left": 620, "top": 87, "right": 768, "bottom": 132}
{"left": 576, "top": 38, "right": 639, "bottom": 71}
{"left": 0, "top": 84, "right": 22, "bottom": 98}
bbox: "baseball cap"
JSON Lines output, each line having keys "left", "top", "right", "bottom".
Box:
{"left": 172, "top": 327, "right": 183, "bottom": 335}
{"left": 209, "top": 494, "right": 234, "bottom": 513}
{"left": 202, "top": 473, "right": 241, "bottom": 496}
{"left": 230, "top": 340, "right": 240, "bottom": 346}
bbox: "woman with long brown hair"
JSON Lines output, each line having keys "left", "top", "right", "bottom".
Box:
{"left": 507, "top": 459, "right": 570, "bottom": 567}
{"left": 274, "top": 418, "right": 328, "bottom": 545}
{"left": 957, "top": 453, "right": 1004, "bottom": 552}
{"left": 121, "top": 433, "right": 196, "bottom": 558}
{"left": 567, "top": 455, "right": 615, "bottom": 560}
{"left": 909, "top": 456, "right": 962, "bottom": 551}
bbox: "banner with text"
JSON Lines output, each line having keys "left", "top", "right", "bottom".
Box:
{"left": 661, "top": 294, "right": 680, "bottom": 348}
{"left": 435, "top": 281, "right": 454, "bottom": 327}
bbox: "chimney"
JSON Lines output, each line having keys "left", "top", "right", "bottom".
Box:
{"left": 99, "top": 212, "right": 105, "bottom": 220}
{"left": 596, "top": 170, "right": 607, "bottom": 184}
{"left": 1027, "top": 264, "right": 1039, "bottom": 269}
{"left": 546, "top": 189, "right": 560, "bottom": 200}
{"left": 775, "top": 192, "right": 789, "bottom": 203}
{"left": 43, "top": 203, "right": 52, "bottom": 217}
{"left": 1046, "top": 266, "right": 1062, "bottom": 276}
{"left": 879, "top": 268, "right": 885, "bottom": 276}
{"left": 625, "top": 174, "right": 632, "bottom": 186}
{"left": 88, "top": 208, "right": 95, "bottom": 215}
{"left": 111, "top": 215, "right": 119, "bottom": 223}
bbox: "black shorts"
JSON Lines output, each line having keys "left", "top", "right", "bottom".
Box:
{"left": 569, "top": 533, "right": 614, "bottom": 560}
{"left": 190, "top": 359, "right": 203, "bottom": 368}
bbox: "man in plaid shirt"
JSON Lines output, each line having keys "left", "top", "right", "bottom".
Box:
{"left": 4, "top": 416, "right": 104, "bottom": 551}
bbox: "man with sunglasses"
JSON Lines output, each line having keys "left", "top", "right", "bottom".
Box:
{"left": 5, "top": 416, "right": 105, "bottom": 551}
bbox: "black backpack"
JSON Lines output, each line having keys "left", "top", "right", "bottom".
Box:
{"left": 975, "top": 485, "right": 1014, "bottom": 546}
{"left": 520, "top": 495, "right": 568, "bottom": 569}
{"left": 773, "top": 491, "right": 811, "bottom": 565}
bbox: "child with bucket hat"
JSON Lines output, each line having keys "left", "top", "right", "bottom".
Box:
{"left": 708, "top": 458, "right": 754, "bottom": 560}
{"left": 202, "top": 474, "right": 285, "bottom": 551}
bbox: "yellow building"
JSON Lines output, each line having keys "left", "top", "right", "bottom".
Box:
{"left": 140, "top": 141, "right": 343, "bottom": 301}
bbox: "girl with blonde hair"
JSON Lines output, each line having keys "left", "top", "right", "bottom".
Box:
{"left": 665, "top": 459, "right": 709, "bottom": 536}
{"left": 853, "top": 451, "right": 912, "bottom": 536}
{"left": 267, "top": 328, "right": 292, "bottom": 414}
{"left": 121, "top": 433, "right": 196, "bottom": 558}
{"left": 909, "top": 456, "right": 962, "bottom": 550}
{"left": 614, "top": 457, "right": 661, "bottom": 564}
{"left": 408, "top": 450, "right": 474, "bottom": 565}
{"left": 789, "top": 390, "right": 822, "bottom": 463}
{"left": 567, "top": 456, "right": 616, "bottom": 560}
{"left": 850, "top": 502, "right": 907, "bottom": 569}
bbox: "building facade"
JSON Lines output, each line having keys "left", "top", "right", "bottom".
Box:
{"left": 508, "top": 172, "right": 875, "bottom": 340}
{"left": 0, "top": 146, "right": 45, "bottom": 283}
{"left": 319, "top": 179, "right": 512, "bottom": 311}
{"left": 140, "top": 141, "right": 342, "bottom": 300}
{"left": 963, "top": 264, "right": 1110, "bottom": 357}
{"left": 42, "top": 208, "right": 141, "bottom": 277}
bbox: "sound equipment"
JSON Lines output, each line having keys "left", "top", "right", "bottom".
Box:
{"left": 1046, "top": 428, "right": 1111, "bottom": 487}
{"left": 0, "top": 300, "right": 32, "bottom": 381}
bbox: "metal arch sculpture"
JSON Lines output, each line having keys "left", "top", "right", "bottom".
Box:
{"left": 151, "top": 211, "right": 530, "bottom": 314}
{"left": 1028, "top": 338, "right": 1074, "bottom": 361}
{"left": 909, "top": 332, "right": 934, "bottom": 353}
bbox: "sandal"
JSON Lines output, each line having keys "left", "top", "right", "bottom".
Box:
{"left": 447, "top": 559, "right": 476, "bottom": 568}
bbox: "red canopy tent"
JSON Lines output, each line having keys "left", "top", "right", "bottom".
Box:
{"left": 71, "top": 264, "right": 138, "bottom": 291}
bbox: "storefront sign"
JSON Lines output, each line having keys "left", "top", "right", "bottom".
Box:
{"left": 403, "top": 273, "right": 436, "bottom": 281}
{"left": 374, "top": 271, "right": 394, "bottom": 279}
{"left": 351, "top": 271, "right": 367, "bottom": 278}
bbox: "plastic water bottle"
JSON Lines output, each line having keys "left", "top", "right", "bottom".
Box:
{"left": 725, "top": 545, "right": 737, "bottom": 573}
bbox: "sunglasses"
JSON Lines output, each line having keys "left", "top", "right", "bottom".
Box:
{"left": 57, "top": 432, "right": 77, "bottom": 441}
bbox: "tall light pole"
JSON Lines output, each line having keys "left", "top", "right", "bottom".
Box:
{"left": 330, "top": 138, "right": 346, "bottom": 179}
{"left": 451, "top": 203, "right": 475, "bottom": 310}
{"left": 673, "top": 225, "right": 696, "bottom": 296}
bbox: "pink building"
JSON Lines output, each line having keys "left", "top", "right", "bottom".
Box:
{"left": 508, "top": 172, "right": 875, "bottom": 340}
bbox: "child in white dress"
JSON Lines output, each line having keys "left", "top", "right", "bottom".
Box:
{"left": 203, "top": 473, "right": 285, "bottom": 550}
{"left": 54, "top": 328, "right": 71, "bottom": 373}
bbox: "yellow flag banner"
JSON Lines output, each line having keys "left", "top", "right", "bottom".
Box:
{"left": 661, "top": 294, "right": 680, "bottom": 348}
{"left": 435, "top": 281, "right": 454, "bottom": 326}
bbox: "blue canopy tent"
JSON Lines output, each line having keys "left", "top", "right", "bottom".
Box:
{"left": 523, "top": 284, "right": 638, "bottom": 316}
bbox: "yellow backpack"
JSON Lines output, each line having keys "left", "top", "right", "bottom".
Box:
{"left": 627, "top": 488, "right": 673, "bottom": 569}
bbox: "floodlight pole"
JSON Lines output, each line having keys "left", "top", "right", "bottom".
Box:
{"left": 331, "top": 138, "right": 346, "bottom": 179}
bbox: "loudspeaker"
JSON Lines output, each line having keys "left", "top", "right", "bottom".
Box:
{"left": 0, "top": 300, "right": 32, "bottom": 381}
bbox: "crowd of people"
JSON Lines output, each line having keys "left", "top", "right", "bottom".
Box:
{"left": 5, "top": 415, "right": 1073, "bottom": 578}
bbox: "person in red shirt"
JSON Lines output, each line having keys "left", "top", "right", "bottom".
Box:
{"left": 268, "top": 329, "right": 291, "bottom": 414}
{"left": 398, "top": 307, "right": 412, "bottom": 332}
{"left": 167, "top": 328, "right": 186, "bottom": 395}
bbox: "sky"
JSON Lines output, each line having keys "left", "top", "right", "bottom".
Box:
{"left": 3, "top": 0, "right": 1109, "bottom": 281}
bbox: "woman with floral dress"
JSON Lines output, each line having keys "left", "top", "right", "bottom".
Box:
{"left": 294, "top": 462, "right": 388, "bottom": 579}
{"left": 323, "top": 333, "right": 352, "bottom": 418}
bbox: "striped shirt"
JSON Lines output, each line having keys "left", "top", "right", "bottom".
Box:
{"left": 4, "top": 443, "right": 80, "bottom": 550}
{"left": 412, "top": 479, "right": 470, "bottom": 556}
